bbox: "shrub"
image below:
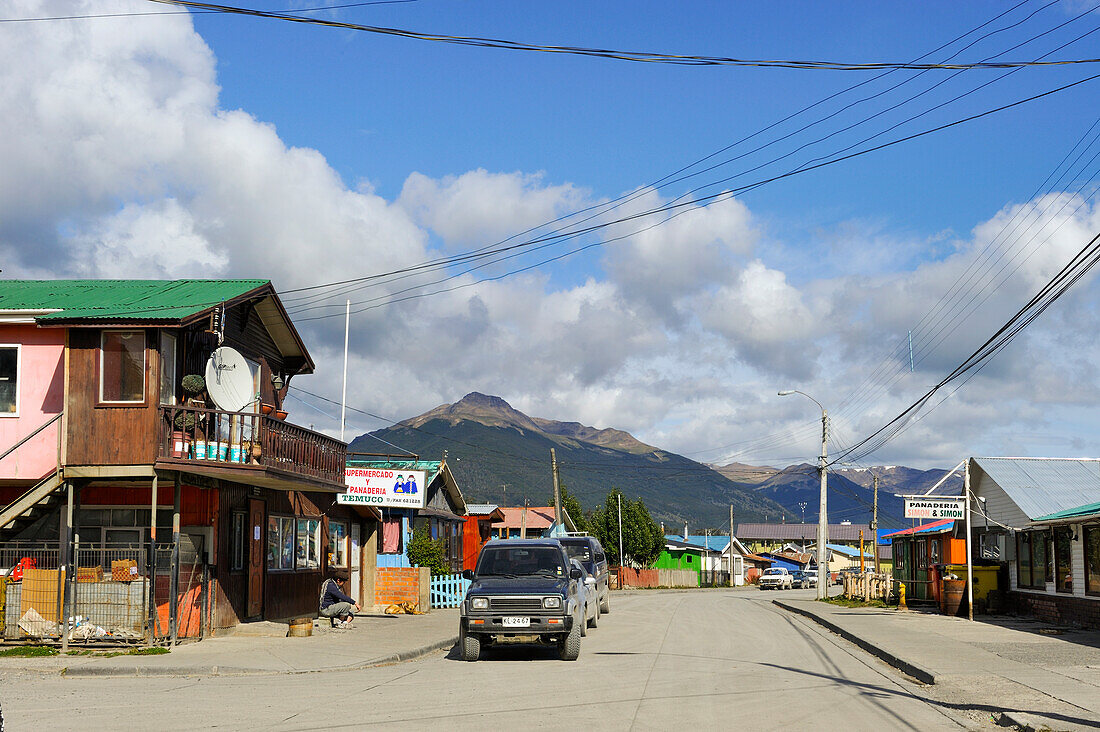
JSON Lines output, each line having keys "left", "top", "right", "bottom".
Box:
{"left": 407, "top": 526, "right": 451, "bottom": 576}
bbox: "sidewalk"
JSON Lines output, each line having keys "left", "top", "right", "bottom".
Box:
{"left": 775, "top": 598, "right": 1100, "bottom": 731}
{"left": 0, "top": 609, "right": 459, "bottom": 678}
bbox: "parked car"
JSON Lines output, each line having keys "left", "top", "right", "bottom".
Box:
{"left": 459, "top": 539, "right": 585, "bottom": 661}
{"left": 557, "top": 535, "right": 611, "bottom": 614}
{"left": 792, "top": 569, "right": 818, "bottom": 589}
{"left": 570, "top": 559, "right": 599, "bottom": 634}
{"left": 758, "top": 567, "right": 794, "bottom": 590}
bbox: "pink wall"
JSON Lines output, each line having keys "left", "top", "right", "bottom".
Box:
{"left": 0, "top": 324, "right": 64, "bottom": 480}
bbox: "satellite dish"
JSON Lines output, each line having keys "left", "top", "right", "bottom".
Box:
{"left": 205, "top": 346, "right": 254, "bottom": 412}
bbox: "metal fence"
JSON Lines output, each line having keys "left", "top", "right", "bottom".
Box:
{"left": 2, "top": 540, "right": 210, "bottom": 645}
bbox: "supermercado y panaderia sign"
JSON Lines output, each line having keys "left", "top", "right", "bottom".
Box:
{"left": 340, "top": 468, "right": 428, "bottom": 508}
{"left": 903, "top": 497, "right": 965, "bottom": 520}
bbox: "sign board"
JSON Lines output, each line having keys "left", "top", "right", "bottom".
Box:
{"left": 903, "top": 497, "right": 965, "bottom": 520}
{"left": 340, "top": 468, "right": 428, "bottom": 508}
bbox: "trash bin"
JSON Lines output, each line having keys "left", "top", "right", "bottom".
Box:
{"left": 942, "top": 578, "right": 966, "bottom": 616}
{"left": 943, "top": 564, "right": 1000, "bottom": 605}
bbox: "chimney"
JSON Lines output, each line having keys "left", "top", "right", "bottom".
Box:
{"left": 684, "top": 522, "right": 688, "bottom": 541}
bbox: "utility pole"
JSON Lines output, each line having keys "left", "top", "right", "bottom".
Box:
{"left": 520, "top": 499, "right": 528, "bottom": 539}
{"left": 550, "top": 448, "right": 562, "bottom": 535}
{"left": 340, "top": 299, "right": 350, "bottom": 442}
{"left": 729, "top": 505, "right": 735, "bottom": 587}
{"left": 817, "top": 408, "right": 829, "bottom": 599}
{"left": 872, "top": 473, "right": 881, "bottom": 574}
{"left": 859, "top": 529, "right": 865, "bottom": 574}
{"left": 617, "top": 493, "right": 624, "bottom": 568}
{"left": 798, "top": 501, "right": 807, "bottom": 524}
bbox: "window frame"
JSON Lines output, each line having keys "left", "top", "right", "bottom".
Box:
{"left": 98, "top": 329, "right": 148, "bottom": 405}
{"left": 158, "top": 331, "right": 178, "bottom": 406}
{"left": 1054, "top": 526, "right": 1073, "bottom": 594}
{"left": 1085, "top": 524, "right": 1100, "bottom": 597}
{"left": 296, "top": 517, "right": 322, "bottom": 571}
{"left": 230, "top": 511, "right": 247, "bottom": 572}
{"left": 266, "top": 514, "right": 296, "bottom": 572}
{"left": 328, "top": 519, "right": 349, "bottom": 569}
{"left": 0, "top": 344, "right": 20, "bottom": 417}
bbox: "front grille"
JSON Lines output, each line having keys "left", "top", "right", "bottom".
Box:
{"left": 489, "top": 596, "right": 544, "bottom": 611}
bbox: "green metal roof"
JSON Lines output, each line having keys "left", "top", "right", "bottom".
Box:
{"left": 346, "top": 459, "right": 441, "bottom": 472}
{"left": 1033, "top": 500, "right": 1100, "bottom": 522}
{"left": 0, "top": 279, "right": 269, "bottom": 323}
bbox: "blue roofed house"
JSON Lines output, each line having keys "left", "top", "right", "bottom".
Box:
{"left": 967, "top": 457, "right": 1100, "bottom": 629}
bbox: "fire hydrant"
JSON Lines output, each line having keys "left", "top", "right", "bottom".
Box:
{"left": 898, "top": 582, "right": 907, "bottom": 610}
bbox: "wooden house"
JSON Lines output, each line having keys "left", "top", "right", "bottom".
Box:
{"left": 0, "top": 279, "right": 372, "bottom": 639}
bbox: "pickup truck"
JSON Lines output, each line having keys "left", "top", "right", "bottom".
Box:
{"left": 460, "top": 539, "right": 585, "bottom": 661}
{"left": 758, "top": 567, "right": 794, "bottom": 590}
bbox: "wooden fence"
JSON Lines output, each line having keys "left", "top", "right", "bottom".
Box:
{"left": 842, "top": 572, "right": 894, "bottom": 602}
{"left": 429, "top": 573, "right": 471, "bottom": 609}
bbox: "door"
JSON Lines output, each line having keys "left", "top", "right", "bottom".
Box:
{"left": 350, "top": 523, "right": 361, "bottom": 605}
{"left": 248, "top": 498, "right": 264, "bottom": 618}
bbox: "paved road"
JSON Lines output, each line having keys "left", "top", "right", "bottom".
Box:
{"left": 1, "top": 589, "right": 981, "bottom": 731}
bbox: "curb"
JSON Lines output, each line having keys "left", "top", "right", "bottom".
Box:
{"left": 57, "top": 636, "right": 460, "bottom": 678}
{"left": 772, "top": 599, "right": 937, "bottom": 685}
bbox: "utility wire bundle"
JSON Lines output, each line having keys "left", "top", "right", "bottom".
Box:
{"left": 834, "top": 228, "right": 1100, "bottom": 466}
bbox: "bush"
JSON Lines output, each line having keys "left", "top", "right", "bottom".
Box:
{"left": 407, "top": 526, "right": 451, "bottom": 576}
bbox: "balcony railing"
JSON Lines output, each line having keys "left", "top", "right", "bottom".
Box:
{"left": 158, "top": 406, "right": 346, "bottom": 487}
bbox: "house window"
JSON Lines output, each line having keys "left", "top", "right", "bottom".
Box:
{"left": 928, "top": 539, "right": 940, "bottom": 565}
{"left": 0, "top": 345, "right": 18, "bottom": 415}
{"left": 296, "top": 518, "right": 321, "bottom": 570}
{"left": 1017, "top": 530, "right": 1050, "bottom": 589}
{"left": 230, "top": 511, "right": 246, "bottom": 572}
{"left": 100, "top": 331, "right": 146, "bottom": 403}
{"left": 1085, "top": 525, "right": 1100, "bottom": 596}
{"left": 895, "top": 542, "right": 905, "bottom": 572}
{"left": 915, "top": 539, "right": 928, "bottom": 569}
{"left": 1054, "top": 527, "right": 1073, "bottom": 593}
{"left": 159, "top": 332, "right": 177, "bottom": 406}
{"left": 267, "top": 515, "right": 295, "bottom": 570}
{"left": 329, "top": 520, "right": 348, "bottom": 568}
{"left": 380, "top": 517, "right": 402, "bottom": 554}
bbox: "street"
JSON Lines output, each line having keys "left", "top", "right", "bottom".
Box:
{"left": 0, "top": 589, "right": 978, "bottom": 731}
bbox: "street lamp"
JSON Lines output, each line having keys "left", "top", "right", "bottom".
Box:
{"left": 778, "top": 390, "right": 829, "bottom": 599}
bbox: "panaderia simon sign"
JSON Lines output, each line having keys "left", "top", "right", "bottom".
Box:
{"left": 903, "top": 498, "right": 965, "bottom": 520}
{"left": 340, "top": 468, "right": 428, "bottom": 508}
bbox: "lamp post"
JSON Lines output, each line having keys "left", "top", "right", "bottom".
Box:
{"left": 779, "top": 390, "right": 829, "bottom": 599}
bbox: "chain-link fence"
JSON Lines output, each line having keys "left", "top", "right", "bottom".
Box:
{"left": 2, "top": 540, "right": 210, "bottom": 645}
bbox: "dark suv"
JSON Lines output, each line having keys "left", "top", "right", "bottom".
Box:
{"left": 460, "top": 539, "right": 584, "bottom": 661}
{"left": 557, "top": 535, "right": 610, "bottom": 614}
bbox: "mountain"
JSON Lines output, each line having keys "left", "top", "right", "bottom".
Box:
{"left": 349, "top": 392, "right": 790, "bottom": 528}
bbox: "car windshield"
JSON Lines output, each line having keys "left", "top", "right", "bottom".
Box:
{"left": 763, "top": 569, "right": 784, "bottom": 575}
{"left": 476, "top": 546, "right": 566, "bottom": 577}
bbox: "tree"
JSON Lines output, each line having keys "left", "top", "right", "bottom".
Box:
{"left": 407, "top": 525, "right": 450, "bottom": 576}
{"left": 590, "top": 489, "right": 663, "bottom": 567}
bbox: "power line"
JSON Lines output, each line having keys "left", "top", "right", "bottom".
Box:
{"left": 143, "top": 0, "right": 1100, "bottom": 71}
{"left": 0, "top": 1, "right": 415, "bottom": 23}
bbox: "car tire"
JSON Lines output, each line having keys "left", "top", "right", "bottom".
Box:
{"left": 600, "top": 591, "right": 610, "bottom": 615}
{"left": 588, "top": 603, "right": 599, "bottom": 629}
{"left": 580, "top": 607, "right": 588, "bottom": 637}
{"left": 559, "top": 624, "right": 581, "bottom": 661}
{"left": 460, "top": 630, "right": 481, "bottom": 662}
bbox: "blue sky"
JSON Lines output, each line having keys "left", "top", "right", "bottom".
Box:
{"left": 3, "top": 0, "right": 1100, "bottom": 468}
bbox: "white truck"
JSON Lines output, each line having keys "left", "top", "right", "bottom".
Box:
{"left": 758, "top": 567, "right": 794, "bottom": 590}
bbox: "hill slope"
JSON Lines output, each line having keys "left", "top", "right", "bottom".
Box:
{"left": 349, "top": 392, "right": 788, "bottom": 528}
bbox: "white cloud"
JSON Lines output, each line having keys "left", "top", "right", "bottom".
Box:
{"left": 8, "top": 0, "right": 1100, "bottom": 471}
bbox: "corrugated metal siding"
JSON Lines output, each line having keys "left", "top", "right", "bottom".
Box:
{"left": 971, "top": 469, "right": 1031, "bottom": 529}
{"left": 972, "top": 457, "right": 1100, "bottom": 520}
{"left": 735, "top": 523, "right": 871, "bottom": 542}
{"left": 1072, "top": 523, "right": 1086, "bottom": 598}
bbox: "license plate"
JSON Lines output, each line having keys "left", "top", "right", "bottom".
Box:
{"left": 502, "top": 616, "right": 530, "bottom": 628}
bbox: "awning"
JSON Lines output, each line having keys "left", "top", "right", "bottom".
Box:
{"left": 417, "top": 506, "right": 465, "bottom": 522}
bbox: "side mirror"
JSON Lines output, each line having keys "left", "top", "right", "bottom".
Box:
{"left": 570, "top": 567, "right": 582, "bottom": 580}
{"left": 462, "top": 569, "right": 474, "bottom": 581}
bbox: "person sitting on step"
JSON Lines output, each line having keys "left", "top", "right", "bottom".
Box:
{"left": 319, "top": 569, "right": 359, "bottom": 628}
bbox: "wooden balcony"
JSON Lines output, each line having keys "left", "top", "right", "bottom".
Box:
{"left": 157, "top": 406, "right": 346, "bottom": 491}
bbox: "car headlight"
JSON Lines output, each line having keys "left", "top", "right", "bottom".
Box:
{"left": 471, "top": 597, "right": 488, "bottom": 610}
{"left": 542, "top": 596, "right": 561, "bottom": 609}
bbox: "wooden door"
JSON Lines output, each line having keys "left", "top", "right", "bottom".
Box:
{"left": 248, "top": 498, "right": 264, "bottom": 618}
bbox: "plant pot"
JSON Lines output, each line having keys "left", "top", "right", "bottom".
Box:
{"left": 170, "top": 430, "right": 191, "bottom": 459}
{"left": 275, "top": 410, "right": 288, "bottom": 420}
{"left": 260, "top": 403, "right": 274, "bottom": 415}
